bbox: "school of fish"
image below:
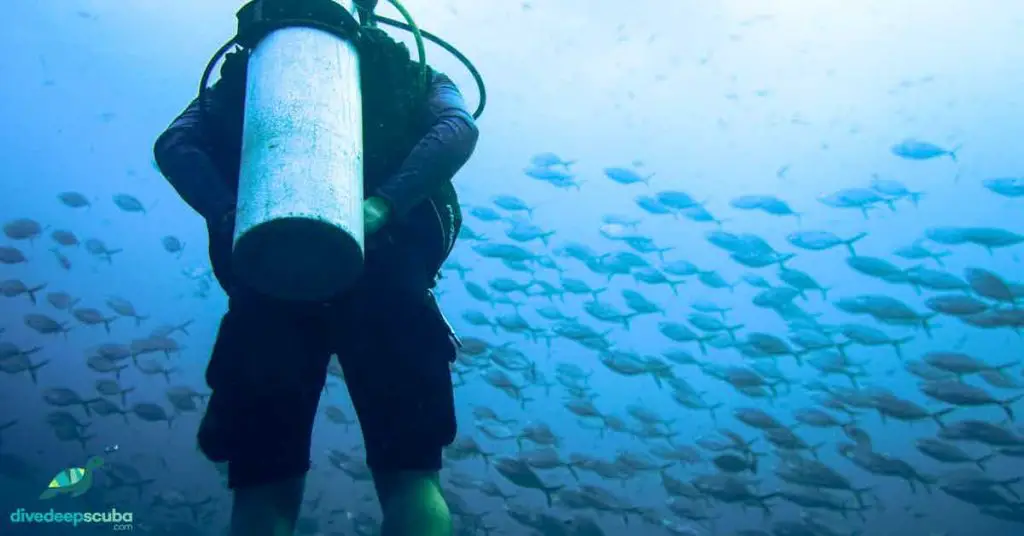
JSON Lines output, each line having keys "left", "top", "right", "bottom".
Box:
{"left": 1, "top": 140, "right": 1023, "bottom": 536}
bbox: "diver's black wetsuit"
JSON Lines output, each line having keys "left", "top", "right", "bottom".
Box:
{"left": 153, "top": 53, "right": 478, "bottom": 489}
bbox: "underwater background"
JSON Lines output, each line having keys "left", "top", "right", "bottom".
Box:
{"left": 1, "top": 0, "right": 1023, "bottom": 535}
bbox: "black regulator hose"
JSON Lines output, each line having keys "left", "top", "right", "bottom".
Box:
{"left": 374, "top": 15, "right": 486, "bottom": 120}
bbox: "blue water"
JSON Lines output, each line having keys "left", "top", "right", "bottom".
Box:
{"left": 1, "top": 1, "right": 1023, "bottom": 535}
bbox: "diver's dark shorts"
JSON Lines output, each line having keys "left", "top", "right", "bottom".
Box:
{"left": 198, "top": 239, "right": 458, "bottom": 489}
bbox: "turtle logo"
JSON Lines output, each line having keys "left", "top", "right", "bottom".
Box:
{"left": 39, "top": 456, "right": 104, "bottom": 500}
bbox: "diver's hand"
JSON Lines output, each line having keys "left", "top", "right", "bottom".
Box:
{"left": 363, "top": 196, "right": 392, "bottom": 236}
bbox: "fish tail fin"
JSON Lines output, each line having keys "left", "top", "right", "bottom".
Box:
{"left": 520, "top": 395, "right": 533, "bottom": 410}
{"left": 920, "top": 315, "right": 935, "bottom": 339}
{"left": 908, "top": 192, "right": 925, "bottom": 207}
{"left": 28, "top": 359, "right": 49, "bottom": 384}
{"left": 1002, "top": 395, "right": 1024, "bottom": 421}
{"left": 543, "top": 485, "right": 564, "bottom": 507}
{"left": 81, "top": 399, "right": 95, "bottom": 417}
{"left": 27, "top": 283, "right": 47, "bottom": 304}
{"left": 852, "top": 487, "right": 870, "bottom": 509}
{"left": 892, "top": 339, "right": 908, "bottom": 360}
{"left": 708, "top": 403, "right": 723, "bottom": 424}
{"left": 931, "top": 407, "right": 955, "bottom": 427}
{"left": 622, "top": 314, "right": 634, "bottom": 330}
{"left": 976, "top": 453, "right": 996, "bottom": 470}
{"left": 949, "top": 144, "right": 962, "bottom": 162}
{"left": 845, "top": 233, "right": 868, "bottom": 256}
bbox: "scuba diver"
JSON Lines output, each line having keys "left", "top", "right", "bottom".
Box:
{"left": 152, "top": 0, "right": 480, "bottom": 535}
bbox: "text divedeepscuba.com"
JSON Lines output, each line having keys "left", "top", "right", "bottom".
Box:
{"left": 9, "top": 507, "right": 134, "bottom": 528}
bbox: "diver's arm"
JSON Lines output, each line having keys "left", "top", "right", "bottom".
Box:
{"left": 153, "top": 86, "right": 239, "bottom": 223}
{"left": 372, "top": 72, "right": 479, "bottom": 220}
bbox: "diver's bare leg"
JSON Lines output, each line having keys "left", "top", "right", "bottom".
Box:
{"left": 230, "top": 476, "right": 306, "bottom": 536}
{"left": 375, "top": 470, "right": 452, "bottom": 536}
